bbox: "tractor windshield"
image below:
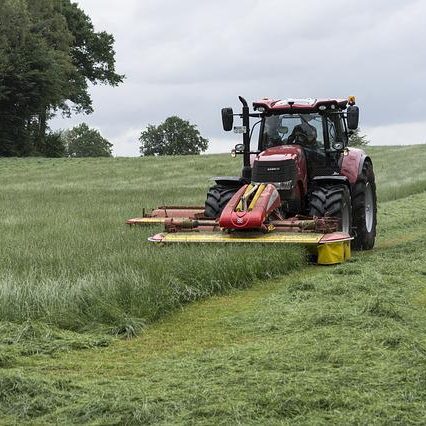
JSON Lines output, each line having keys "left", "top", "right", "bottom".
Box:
{"left": 260, "top": 113, "right": 325, "bottom": 150}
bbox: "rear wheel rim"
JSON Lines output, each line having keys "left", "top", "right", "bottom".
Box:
{"left": 365, "top": 183, "right": 374, "bottom": 232}
{"left": 341, "top": 200, "right": 350, "bottom": 234}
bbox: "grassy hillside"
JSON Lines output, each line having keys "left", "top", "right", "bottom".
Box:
{"left": 0, "top": 145, "right": 425, "bottom": 424}
{"left": 372, "top": 145, "right": 426, "bottom": 201}
{"left": 0, "top": 146, "right": 424, "bottom": 333}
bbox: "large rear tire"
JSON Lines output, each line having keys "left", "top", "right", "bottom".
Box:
{"left": 204, "top": 184, "right": 238, "bottom": 218}
{"left": 351, "top": 161, "right": 377, "bottom": 250}
{"left": 308, "top": 184, "right": 352, "bottom": 233}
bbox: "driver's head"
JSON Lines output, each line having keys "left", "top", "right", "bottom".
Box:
{"left": 266, "top": 115, "right": 281, "bottom": 130}
{"left": 293, "top": 117, "right": 317, "bottom": 145}
{"left": 303, "top": 123, "right": 317, "bottom": 144}
{"left": 300, "top": 114, "right": 314, "bottom": 124}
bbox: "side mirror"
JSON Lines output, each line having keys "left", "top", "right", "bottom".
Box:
{"left": 221, "top": 108, "right": 234, "bottom": 131}
{"left": 332, "top": 141, "right": 344, "bottom": 150}
{"left": 231, "top": 143, "right": 245, "bottom": 158}
{"left": 234, "top": 143, "right": 245, "bottom": 153}
{"left": 347, "top": 105, "right": 359, "bottom": 130}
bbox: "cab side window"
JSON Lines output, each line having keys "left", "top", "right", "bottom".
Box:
{"left": 327, "top": 118, "right": 337, "bottom": 145}
{"left": 339, "top": 117, "right": 348, "bottom": 145}
{"left": 327, "top": 116, "right": 348, "bottom": 149}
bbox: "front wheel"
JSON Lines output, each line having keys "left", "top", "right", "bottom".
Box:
{"left": 308, "top": 184, "right": 352, "bottom": 233}
{"left": 204, "top": 184, "right": 238, "bottom": 218}
{"left": 351, "top": 161, "right": 377, "bottom": 250}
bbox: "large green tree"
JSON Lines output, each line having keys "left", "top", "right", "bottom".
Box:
{"left": 0, "top": 0, "right": 123, "bottom": 157}
{"left": 0, "top": 0, "right": 71, "bottom": 155}
{"left": 63, "top": 123, "right": 113, "bottom": 157}
{"left": 139, "top": 116, "right": 209, "bottom": 156}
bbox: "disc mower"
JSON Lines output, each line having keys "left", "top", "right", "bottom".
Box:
{"left": 128, "top": 96, "right": 377, "bottom": 265}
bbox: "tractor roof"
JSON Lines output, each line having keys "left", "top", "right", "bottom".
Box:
{"left": 253, "top": 98, "right": 348, "bottom": 114}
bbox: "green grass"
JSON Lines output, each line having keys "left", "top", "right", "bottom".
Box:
{"left": 0, "top": 145, "right": 425, "bottom": 424}
{"left": 1, "top": 200, "right": 425, "bottom": 424}
{"left": 0, "top": 145, "right": 424, "bottom": 332}
{"left": 372, "top": 145, "right": 426, "bottom": 201}
{"left": 0, "top": 155, "right": 302, "bottom": 333}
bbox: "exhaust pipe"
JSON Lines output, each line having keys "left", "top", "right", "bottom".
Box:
{"left": 238, "top": 96, "right": 252, "bottom": 181}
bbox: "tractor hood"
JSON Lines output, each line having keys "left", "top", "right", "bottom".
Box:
{"left": 251, "top": 145, "right": 305, "bottom": 166}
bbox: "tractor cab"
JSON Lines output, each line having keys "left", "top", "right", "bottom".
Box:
{"left": 255, "top": 98, "right": 354, "bottom": 180}
{"left": 222, "top": 96, "right": 359, "bottom": 182}
{"left": 259, "top": 110, "right": 347, "bottom": 180}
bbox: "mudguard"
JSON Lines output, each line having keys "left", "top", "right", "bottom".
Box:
{"left": 211, "top": 176, "right": 248, "bottom": 187}
{"left": 340, "top": 148, "right": 371, "bottom": 184}
{"left": 312, "top": 175, "right": 349, "bottom": 185}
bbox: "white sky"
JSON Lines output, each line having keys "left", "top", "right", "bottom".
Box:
{"left": 52, "top": 0, "right": 426, "bottom": 156}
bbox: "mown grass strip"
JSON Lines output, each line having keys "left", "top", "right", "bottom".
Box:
{"left": 3, "top": 206, "right": 425, "bottom": 424}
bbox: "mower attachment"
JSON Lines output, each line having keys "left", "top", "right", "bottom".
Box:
{"left": 127, "top": 206, "right": 352, "bottom": 265}
{"left": 127, "top": 182, "right": 352, "bottom": 265}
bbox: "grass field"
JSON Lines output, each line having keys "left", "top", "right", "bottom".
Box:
{"left": 0, "top": 155, "right": 303, "bottom": 333}
{"left": 0, "top": 145, "right": 425, "bottom": 424}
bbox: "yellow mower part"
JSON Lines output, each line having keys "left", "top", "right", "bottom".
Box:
{"left": 147, "top": 232, "right": 353, "bottom": 265}
{"left": 316, "top": 241, "right": 351, "bottom": 265}
{"left": 236, "top": 184, "right": 255, "bottom": 212}
{"left": 127, "top": 217, "right": 167, "bottom": 225}
{"left": 248, "top": 184, "right": 266, "bottom": 211}
{"left": 151, "top": 232, "right": 324, "bottom": 244}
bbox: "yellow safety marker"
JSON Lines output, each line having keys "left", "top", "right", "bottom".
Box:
{"left": 348, "top": 95, "right": 356, "bottom": 105}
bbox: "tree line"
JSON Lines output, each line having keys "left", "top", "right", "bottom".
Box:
{"left": 0, "top": 0, "right": 122, "bottom": 157}
{"left": 1, "top": 0, "right": 366, "bottom": 158}
{"left": 0, "top": 0, "right": 208, "bottom": 158}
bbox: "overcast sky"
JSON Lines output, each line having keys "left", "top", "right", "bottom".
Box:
{"left": 52, "top": 0, "right": 426, "bottom": 156}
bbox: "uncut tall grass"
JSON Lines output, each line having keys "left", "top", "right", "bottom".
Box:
{"left": 0, "top": 156, "right": 303, "bottom": 331}
{"left": 0, "top": 145, "right": 424, "bottom": 331}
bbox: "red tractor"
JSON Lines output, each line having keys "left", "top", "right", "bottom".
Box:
{"left": 128, "top": 95, "right": 377, "bottom": 264}
{"left": 204, "top": 96, "right": 377, "bottom": 250}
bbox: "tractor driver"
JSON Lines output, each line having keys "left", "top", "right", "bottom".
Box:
{"left": 263, "top": 115, "right": 283, "bottom": 147}
{"left": 287, "top": 115, "right": 317, "bottom": 147}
